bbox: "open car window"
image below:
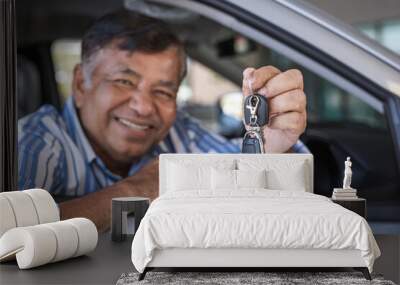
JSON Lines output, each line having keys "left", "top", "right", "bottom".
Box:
{"left": 52, "top": 40, "right": 81, "bottom": 104}
{"left": 121, "top": 0, "right": 399, "bottom": 222}
{"left": 51, "top": 34, "right": 386, "bottom": 136}
{"left": 14, "top": 0, "right": 400, "bottom": 227}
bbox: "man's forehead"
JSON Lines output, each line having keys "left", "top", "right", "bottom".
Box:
{"left": 104, "top": 64, "right": 139, "bottom": 76}
{"left": 88, "top": 48, "right": 180, "bottom": 88}
{"left": 90, "top": 48, "right": 135, "bottom": 72}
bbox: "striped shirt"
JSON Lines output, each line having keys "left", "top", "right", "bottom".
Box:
{"left": 18, "top": 97, "right": 309, "bottom": 196}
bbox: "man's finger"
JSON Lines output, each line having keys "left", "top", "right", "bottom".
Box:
{"left": 268, "top": 89, "right": 306, "bottom": 115}
{"left": 258, "top": 69, "right": 303, "bottom": 98}
{"left": 268, "top": 111, "right": 306, "bottom": 133}
{"left": 242, "top": 66, "right": 281, "bottom": 96}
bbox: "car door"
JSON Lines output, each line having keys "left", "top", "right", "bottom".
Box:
{"left": 125, "top": 0, "right": 400, "bottom": 229}
{"left": 0, "top": 0, "right": 18, "bottom": 192}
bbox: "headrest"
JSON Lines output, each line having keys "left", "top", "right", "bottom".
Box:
{"left": 17, "top": 56, "right": 42, "bottom": 118}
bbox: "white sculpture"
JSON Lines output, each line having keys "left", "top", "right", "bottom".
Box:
{"left": 0, "top": 189, "right": 98, "bottom": 269}
{"left": 343, "top": 157, "right": 353, "bottom": 189}
{"left": 332, "top": 157, "right": 357, "bottom": 199}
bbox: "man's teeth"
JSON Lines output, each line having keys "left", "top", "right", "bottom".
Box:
{"left": 118, "top": 118, "right": 149, "bottom": 130}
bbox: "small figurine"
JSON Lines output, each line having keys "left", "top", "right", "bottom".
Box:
{"left": 332, "top": 157, "right": 357, "bottom": 199}
{"left": 343, "top": 157, "right": 353, "bottom": 189}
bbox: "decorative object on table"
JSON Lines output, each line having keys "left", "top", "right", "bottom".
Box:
{"left": 111, "top": 197, "right": 149, "bottom": 242}
{"left": 0, "top": 218, "right": 97, "bottom": 269}
{"left": 331, "top": 198, "right": 367, "bottom": 218}
{"left": 332, "top": 157, "right": 358, "bottom": 200}
{"left": 343, "top": 156, "right": 353, "bottom": 189}
{"left": 117, "top": 271, "right": 395, "bottom": 285}
{"left": 0, "top": 189, "right": 59, "bottom": 236}
{"left": 0, "top": 189, "right": 98, "bottom": 269}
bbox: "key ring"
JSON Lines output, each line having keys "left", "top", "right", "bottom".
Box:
{"left": 246, "top": 96, "right": 259, "bottom": 126}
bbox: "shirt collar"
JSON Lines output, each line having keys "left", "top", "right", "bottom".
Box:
{"left": 63, "top": 96, "right": 97, "bottom": 163}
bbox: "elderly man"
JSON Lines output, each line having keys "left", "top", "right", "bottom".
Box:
{"left": 18, "top": 10, "right": 307, "bottom": 231}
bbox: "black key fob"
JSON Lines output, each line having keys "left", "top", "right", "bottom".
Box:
{"left": 242, "top": 131, "right": 264, "bottom": 153}
{"left": 243, "top": 94, "right": 269, "bottom": 126}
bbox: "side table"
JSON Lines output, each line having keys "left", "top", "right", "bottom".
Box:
{"left": 111, "top": 197, "right": 149, "bottom": 242}
{"left": 331, "top": 197, "right": 366, "bottom": 218}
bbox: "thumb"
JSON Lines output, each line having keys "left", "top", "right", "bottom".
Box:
{"left": 242, "top": 67, "right": 255, "bottom": 96}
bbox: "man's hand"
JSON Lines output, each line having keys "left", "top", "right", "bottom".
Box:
{"left": 242, "top": 66, "right": 307, "bottom": 153}
{"left": 60, "top": 158, "right": 159, "bottom": 232}
{"left": 122, "top": 158, "right": 159, "bottom": 202}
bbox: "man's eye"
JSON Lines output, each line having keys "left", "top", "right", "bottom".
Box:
{"left": 114, "top": 79, "right": 134, "bottom": 87}
{"left": 154, "top": 90, "right": 175, "bottom": 99}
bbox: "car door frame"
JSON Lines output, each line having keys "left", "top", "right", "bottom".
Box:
{"left": 149, "top": 0, "right": 400, "bottom": 174}
{"left": 0, "top": 0, "right": 18, "bottom": 192}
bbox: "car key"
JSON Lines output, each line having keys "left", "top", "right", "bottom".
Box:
{"left": 243, "top": 94, "right": 268, "bottom": 126}
{"left": 242, "top": 94, "right": 269, "bottom": 153}
{"left": 242, "top": 131, "right": 264, "bottom": 153}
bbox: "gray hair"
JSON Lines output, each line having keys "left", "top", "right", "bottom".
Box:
{"left": 80, "top": 9, "right": 187, "bottom": 89}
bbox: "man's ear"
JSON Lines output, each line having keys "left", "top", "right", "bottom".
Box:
{"left": 72, "top": 64, "right": 86, "bottom": 108}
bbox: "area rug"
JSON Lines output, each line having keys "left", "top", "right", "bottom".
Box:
{"left": 116, "top": 271, "right": 396, "bottom": 285}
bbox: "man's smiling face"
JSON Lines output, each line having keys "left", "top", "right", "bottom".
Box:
{"left": 73, "top": 44, "right": 182, "bottom": 175}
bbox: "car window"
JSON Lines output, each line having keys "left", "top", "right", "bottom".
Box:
{"left": 178, "top": 60, "right": 241, "bottom": 133}
{"left": 19, "top": 3, "right": 399, "bottom": 226}
{"left": 52, "top": 40, "right": 81, "bottom": 103}
{"left": 219, "top": 37, "right": 386, "bottom": 130}
{"left": 51, "top": 34, "right": 386, "bottom": 136}
{"left": 358, "top": 19, "right": 400, "bottom": 55}
{"left": 187, "top": 35, "right": 387, "bottom": 134}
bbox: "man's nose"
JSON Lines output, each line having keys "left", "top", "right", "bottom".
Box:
{"left": 128, "top": 92, "right": 155, "bottom": 117}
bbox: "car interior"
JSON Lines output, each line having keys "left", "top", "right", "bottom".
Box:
{"left": 16, "top": 0, "right": 400, "bottom": 224}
